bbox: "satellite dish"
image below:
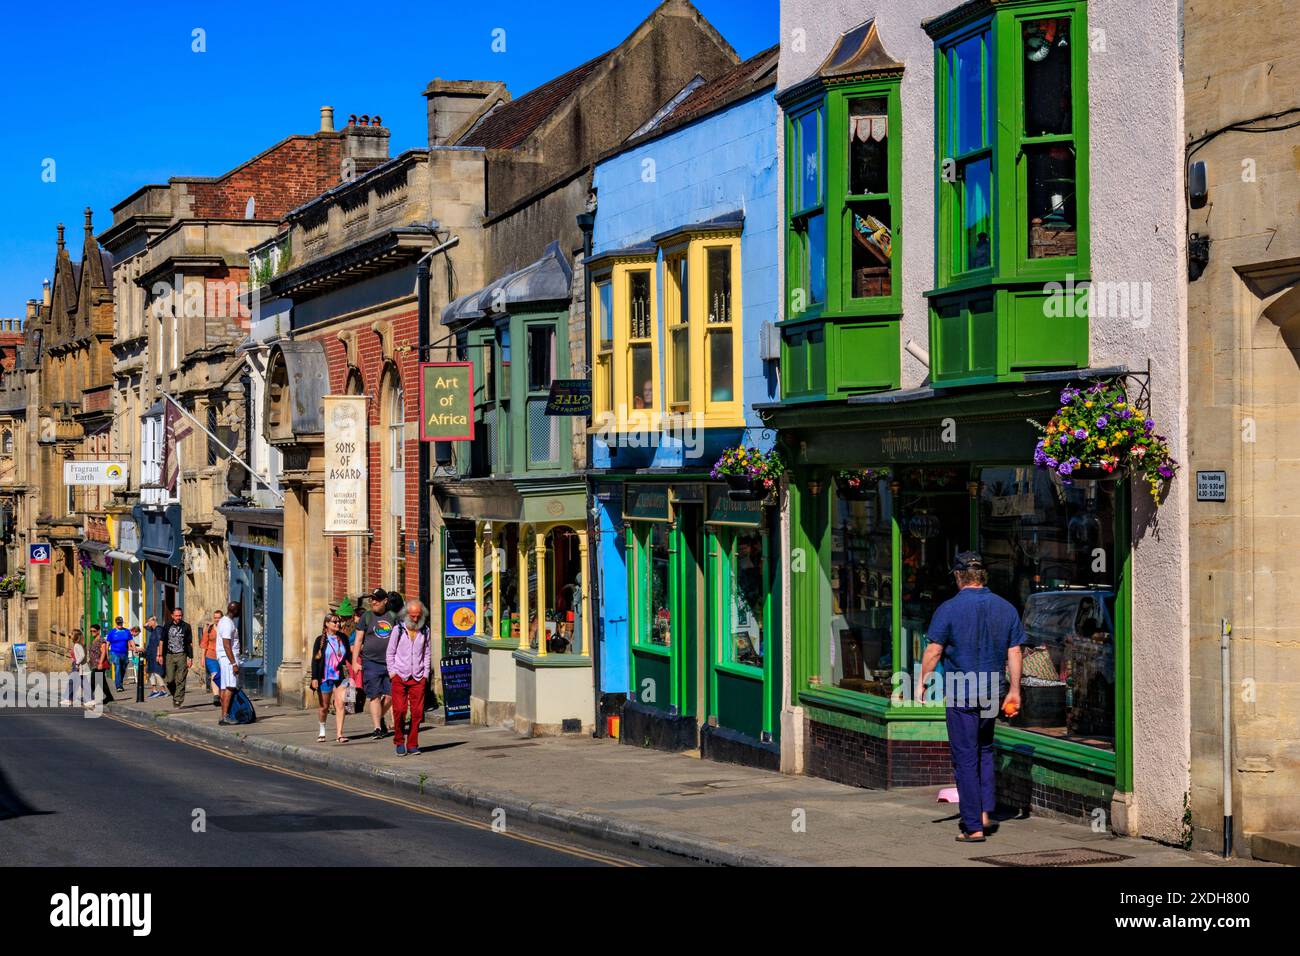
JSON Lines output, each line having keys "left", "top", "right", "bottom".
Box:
{"left": 244, "top": 196, "right": 256, "bottom": 219}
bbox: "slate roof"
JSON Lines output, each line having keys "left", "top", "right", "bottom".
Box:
{"left": 457, "top": 51, "right": 612, "bottom": 149}
{"left": 659, "top": 44, "right": 778, "bottom": 126}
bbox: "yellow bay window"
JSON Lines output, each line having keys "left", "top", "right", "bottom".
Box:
{"left": 588, "top": 253, "right": 660, "bottom": 430}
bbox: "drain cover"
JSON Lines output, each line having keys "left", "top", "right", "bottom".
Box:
{"left": 208, "top": 814, "right": 397, "bottom": 833}
{"left": 971, "top": 847, "right": 1133, "bottom": 867}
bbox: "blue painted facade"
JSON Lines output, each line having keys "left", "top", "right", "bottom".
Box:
{"left": 588, "top": 81, "right": 780, "bottom": 756}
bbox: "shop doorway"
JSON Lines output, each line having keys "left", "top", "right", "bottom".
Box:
{"left": 897, "top": 467, "right": 971, "bottom": 677}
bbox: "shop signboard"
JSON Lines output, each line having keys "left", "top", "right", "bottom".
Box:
{"left": 63, "top": 461, "right": 128, "bottom": 486}
{"left": 419, "top": 362, "right": 474, "bottom": 442}
{"left": 705, "top": 486, "right": 764, "bottom": 527}
{"left": 323, "top": 395, "right": 368, "bottom": 535}
{"left": 440, "top": 648, "right": 472, "bottom": 723}
{"left": 624, "top": 483, "right": 670, "bottom": 522}
{"left": 544, "top": 379, "right": 592, "bottom": 416}
{"left": 29, "top": 543, "right": 50, "bottom": 565}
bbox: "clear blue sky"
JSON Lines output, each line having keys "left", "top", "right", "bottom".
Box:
{"left": 0, "top": 0, "right": 777, "bottom": 314}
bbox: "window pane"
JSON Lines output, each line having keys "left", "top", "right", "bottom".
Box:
{"left": 708, "top": 329, "right": 733, "bottom": 402}
{"left": 649, "top": 523, "right": 670, "bottom": 646}
{"left": 807, "top": 212, "right": 826, "bottom": 305}
{"left": 597, "top": 355, "right": 612, "bottom": 412}
{"left": 671, "top": 327, "right": 690, "bottom": 405}
{"left": 676, "top": 256, "right": 689, "bottom": 323}
{"left": 527, "top": 326, "right": 555, "bottom": 391}
{"left": 630, "top": 344, "right": 652, "bottom": 409}
{"left": 598, "top": 281, "right": 613, "bottom": 346}
{"left": 978, "top": 467, "right": 1116, "bottom": 749}
{"left": 848, "top": 96, "right": 889, "bottom": 195}
{"left": 962, "top": 156, "right": 992, "bottom": 271}
{"left": 727, "top": 531, "right": 765, "bottom": 668}
{"left": 824, "top": 477, "right": 893, "bottom": 695}
{"left": 799, "top": 109, "right": 821, "bottom": 210}
{"left": 1026, "top": 146, "right": 1078, "bottom": 258}
{"left": 706, "top": 247, "right": 732, "bottom": 324}
{"left": 628, "top": 270, "right": 651, "bottom": 339}
{"left": 1023, "top": 17, "right": 1072, "bottom": 137}
{"left": 849, "top": 200, "right": 893, "bottom": 299}
{"left": 952, "top": 33, "right": 986, "bottom": 155}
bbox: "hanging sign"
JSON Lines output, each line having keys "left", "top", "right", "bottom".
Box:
{"left": 29, "top": 543, "right": 51, "bottom": 565}
{"left": 544, "top": 379, "right": 592, "bottom": 416}
{"left": 1196, "top": 470, "right": 1227, "bottom": 502}
{"left": 624, "top": 483, "right": 670, "bottom": 522}
{"left": 63, "top": 461, "right": 128, "bottom": 486}
{"left": 420, "top": 362, "right": 474, "bottom": 442}
{"left": 324, "top": 395, "right": 368, "bottom": 535}
{"left": 706, "top": 485, "right": 765, "bottom": 527}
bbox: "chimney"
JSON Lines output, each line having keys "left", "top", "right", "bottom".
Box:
{"left": 423, "top": 79, "right": 508, "bottom": 146}
{"left": 42, "top": 280, "right": 51, "bottom": 306}
{"left": 342, "top": 112, "right": 391, "bottom": 175}
{"left": 56, "top": 224, "right": 65, "bottom": 251}
{"left": 320, "top": 105, "right": 335, "bottom": 132}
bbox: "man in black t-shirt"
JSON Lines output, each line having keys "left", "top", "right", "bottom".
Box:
{"left": 357, "top": 588, "right": 397, "bottom": 739}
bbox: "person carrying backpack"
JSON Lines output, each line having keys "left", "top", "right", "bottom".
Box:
{"left": 386, "top": 599, "right": 431, "bottom": 756}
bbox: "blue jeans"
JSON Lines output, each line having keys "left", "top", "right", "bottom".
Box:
{"left": 110, "top": 652, "right": 130, "bottom": 690}
{"left": 946, "top": 705, "right": 997, "bottom": 834}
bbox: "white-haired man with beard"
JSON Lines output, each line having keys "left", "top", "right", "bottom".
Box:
{"left": 386, "top": 599, "right": 432, "bottom": 756}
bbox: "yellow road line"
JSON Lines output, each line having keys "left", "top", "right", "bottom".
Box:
{"left": 106, "top": 712, "right": 638, "bottom": 867}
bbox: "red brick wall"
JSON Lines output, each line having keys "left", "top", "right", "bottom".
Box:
{"left": 304, "top": 308, "right": 421, "bottom": 607}
{"left": 186, "top": 135, "right": 345, "bottom": 221}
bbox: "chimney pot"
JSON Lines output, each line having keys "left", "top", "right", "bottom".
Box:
{"left": 360, "top": 114, "right": 370, "bottom": 126}
{"left": 372, "top": 115, "right": 382, "bottom": 126}
{"left": 348, "top": 114, "right": 357, "bottom": 126}
{"left": 320, "top": 106, "right": 335, "bottom": 132}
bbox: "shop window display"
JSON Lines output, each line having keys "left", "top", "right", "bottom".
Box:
{"left": 897, "top": 467, "right": 969, "bottom": 681}
{"left": 978, "top": 466, "right": 1115, "bottom": 749}
{"left": 824, "top": 475, "right": 893, "bottom": 695}
{"left": 722, "top": 529, "right": 765, "bottom": 669}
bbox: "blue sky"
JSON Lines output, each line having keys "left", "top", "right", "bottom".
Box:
{"left": 0, "top": 0, "right": 777, "bottom": 313}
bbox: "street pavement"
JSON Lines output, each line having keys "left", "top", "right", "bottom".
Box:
{"left": 86, "top": 673, "right": 1262, "bottom": 867}
{"left": 0, "top": 707, "right": 630, "bottom": 866}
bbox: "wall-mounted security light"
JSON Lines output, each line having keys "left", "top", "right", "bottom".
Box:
{"left": 1188, "top": 160, "right": 1209, "bottom": 209}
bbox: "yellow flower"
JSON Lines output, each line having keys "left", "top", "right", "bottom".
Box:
{"left": 1085, "top": 401, "right": 1094, "bottom": 408}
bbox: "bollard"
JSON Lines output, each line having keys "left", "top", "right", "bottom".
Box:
{"left": 136, "top": 655, "right": 145, "bottom": 702}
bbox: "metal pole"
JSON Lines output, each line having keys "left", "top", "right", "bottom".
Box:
{"left": 160, "top": 393, "right": 284, "bottom": 503}
{"left": 1221, "top": 617, "right": 1233, "bottom": 858}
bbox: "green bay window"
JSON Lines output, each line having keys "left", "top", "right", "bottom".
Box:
{"left": 779, "top": 19, "right": 905, "bottom": 402}
{"left": 928, "top": 0, "right": 1090, "bottom": 386}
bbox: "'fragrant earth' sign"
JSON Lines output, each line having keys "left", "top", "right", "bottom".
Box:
{"left": 419, "top": 362, "right": 474, "bottom": 442}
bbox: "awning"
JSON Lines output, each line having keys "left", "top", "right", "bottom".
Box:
{"left": 107, "top": 549, "right": 139, "bottom": 564}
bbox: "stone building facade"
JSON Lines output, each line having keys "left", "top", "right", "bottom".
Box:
{"left": 1184, "top": 0, "right": 1300, "bottom": 862}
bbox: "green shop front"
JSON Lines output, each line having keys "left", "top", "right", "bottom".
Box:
{"left": 612, "top": 480, "right": 781, "bottom": 770}
{"left": 774, "top": 382, "right": 1131, "bottom": 819}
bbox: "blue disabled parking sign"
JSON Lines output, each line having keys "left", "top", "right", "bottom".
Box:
{"left": 29, "top": 543, "right": 51, "bottom": 565}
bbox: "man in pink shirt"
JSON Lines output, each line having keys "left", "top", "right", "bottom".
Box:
{"left": 387, "top": 599, "right": 432, "bottom": 756}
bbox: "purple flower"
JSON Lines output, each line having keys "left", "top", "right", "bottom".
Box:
{"left": 1059, "top": 435, "right": 1068, "bottom": 446}
{"left": 1059, "top": 461, "right": 1074, "bottom": 476}
{"left": 1074, "top": 428, "right": 1088, "bottom": 440}
{"left": 1144, "top": 419, "right": 1155, "bottom": 433}
{"left": 1096, "top": 416, "right": 1109, "bottom": 428}
{"left": 1060, "top": 387, "right": 1079, "bottom": 404}
{"left": 1068, "top": 457, "right": 1081, "bottom": 468}
{"left": 1046, "top": 456, "right": 1059, "bottom": 469}
{"left": 1120, "top": 408, "right": 1132, "bottom": 419}
{"left": 1158, "top": 464, "right": 1173, "bottom": 479}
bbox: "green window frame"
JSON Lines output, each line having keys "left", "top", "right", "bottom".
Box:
{"left": 709, "top": 525, "right": 770, "bottom": 674}
{"left": 628, "top": 521, "right": 672, "bottom": 653}
{"left": 785, "top": 100, "right": 827, "bottom": 318}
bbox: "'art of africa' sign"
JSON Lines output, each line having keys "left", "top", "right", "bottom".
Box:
{"left": 420, "top": 363, "right": 474, "bottom": 442}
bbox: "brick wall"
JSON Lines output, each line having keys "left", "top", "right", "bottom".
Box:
{"left": 804, "top": 718, "right": 954, "bottom": 790}
{"left": 305, "top": 306, "right": 421, "bottom": 606}
{"left": 186, "top": 136, "right": 345, "bottom": 221}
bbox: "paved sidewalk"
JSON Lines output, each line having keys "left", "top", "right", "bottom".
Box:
{"left": 108, "top": 678, "right": 1253, "bottom": 867}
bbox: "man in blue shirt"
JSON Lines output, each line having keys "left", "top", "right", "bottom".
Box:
{"left": 105, "top": 616, "right": 136, "bottom": 692}
{"left": 920, "top": 552, "right": 1024, "bottom": 842}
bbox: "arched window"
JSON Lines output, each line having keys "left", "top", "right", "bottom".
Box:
{"left": 380, "top": 366, "right": 406, "bottom": 591}
{"left": 1, "top": 429, "right": 12, "bottom": 455}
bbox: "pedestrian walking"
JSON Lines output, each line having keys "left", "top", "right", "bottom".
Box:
{"left": 143, "top": 616, "right": 167, "bottom": 699}
{"left": 88, "top": 625, "right": 111, "bottom": 705}
{"left": 216, "top": 601, "right": 241, "bottom": 725}
{"left": 201, "top": 610, "right": 223, "bottom": 706}
{"left": 160, "top": 608, "right": 195, "bottom": 708}
{"left": 64, "top": 628, "right": 86, "bottom": 704}
{"left": 357, "top": 587, "right": 397, "bottom": 739}
{"left": 310, "top": 612, "right": 352, "bottom": 743}
{"left": 387, "top": 599, "right": 431, "bottom": 757}
{"left": 918, "top": 552, "right": 1024, "bottom": 843}
{"left": 105, "top": 616, "right": 134, "bottom": 692}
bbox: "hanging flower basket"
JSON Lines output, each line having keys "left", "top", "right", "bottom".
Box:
{"left": 1031, "top": 381, "right": 1178, "bottom": 501}
{"left": 712, "top": 446, "right": 783, "bottom": 502}
{"left": 835, "top": 468, "right": 890, "bottom": 500}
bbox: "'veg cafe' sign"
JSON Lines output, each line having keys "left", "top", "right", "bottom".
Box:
{"left": 419, "top": 363, "right": 474, "bottom": 442}
{"left": 63, "top": 461, "right": 128, "bottom": 486}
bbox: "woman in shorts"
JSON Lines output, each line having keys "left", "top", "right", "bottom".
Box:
{"left": 310, "top": 612, "right": 351, "bottom": 743}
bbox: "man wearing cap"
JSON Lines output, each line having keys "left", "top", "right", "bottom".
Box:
{"left": 357, "top": 587, "right": 397, "bottom": 739}
{"left": 919, "top": 551, "right": 1024, "bottom": 843}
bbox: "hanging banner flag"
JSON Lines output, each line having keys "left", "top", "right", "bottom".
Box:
{"left": 160, "top": 400, "right": 193, "bottom": 493}
{"left": 419, "top": 362, "right": 474, "bottom": 442}
{"left": 324, "top": 395, "right": 369, "bottom": 535}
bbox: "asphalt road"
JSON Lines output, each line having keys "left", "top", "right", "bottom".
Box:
{"left": 0, "top": 708, "right": 622, "bottom": 866}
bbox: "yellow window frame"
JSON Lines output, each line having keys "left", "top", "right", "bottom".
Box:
{"left": 588, "top": 255, "right": 660, "bottom": 432}
{"left": 664, "top": 232, "right": 743, "bottom": 429}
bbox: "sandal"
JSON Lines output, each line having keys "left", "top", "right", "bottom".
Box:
{"left": 955, "top": 832, "right": 987, "bottom": 843}
{"left": 317, "top": 733, "right": 327, "bottom": 742}
{"left": 336, "top": 736, "right": 348, "bottom": 744}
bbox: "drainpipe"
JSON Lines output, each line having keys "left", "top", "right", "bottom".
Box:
{"left": 575, "top": 207, "right": 602, "bottom": 734}
{"left": 416, "top": 234, "right": 460, "bottom": 614}
{"left": 1221, "top": 617, "right": 1233, "bottom": 857}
